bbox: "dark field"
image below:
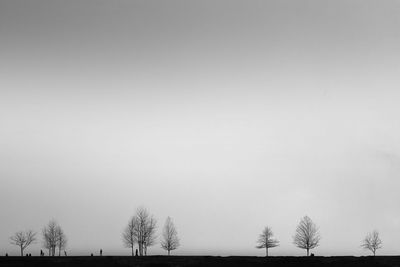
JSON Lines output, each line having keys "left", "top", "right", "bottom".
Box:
{"left": 1, "top": 256, "right": 400, "bottom": 267}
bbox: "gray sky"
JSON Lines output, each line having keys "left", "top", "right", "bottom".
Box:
{"left": 1, "top": 0, "right": 400, "bottom": 256}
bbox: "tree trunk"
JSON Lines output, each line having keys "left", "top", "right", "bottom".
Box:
{"left": 168, "top": 250, "right": 170, "bottom": 256}
{"left": 131, "top": 246, "right": 134, "bottom": 256}
{"left": 20, "top": 246, "right": 23, "bottom": 257}
{"left": 266, "top": 247, "right": 268, "bottom": 257}
{"left": 307, "top": 248, "right": 309, "bottom": 256}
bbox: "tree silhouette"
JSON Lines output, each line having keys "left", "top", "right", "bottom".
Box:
{"left": 143, "top": 216, "right": 157, "bottom": 256}
{"left": 56, "top": 226, "right": 67, "bottom": 256}
{"left": 293, "top": 216, "right": 320, "bottom": 256}
{"left": 362, "top": 230, "right": 382, "bottom": 256}
{"left": 256, "top": 226, "right": 279, "bottom": 257}
{"left": 10, "top": 230, "right": 36, "bottom": 256}
{"left": 123, "top": 207, "right": 157, "bottom": 256}
{"left": 122, "top": 217, "right": 137, "bottom": 256}
{"left": 161, "top": 217, "right": 180, "bottom": 255}
{"left": 43, "top": 220, "right": 66, "bottom": 256}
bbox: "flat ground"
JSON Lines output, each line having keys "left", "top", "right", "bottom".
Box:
{"left": 1, "top": 256, "right": 400, "bottom": 267}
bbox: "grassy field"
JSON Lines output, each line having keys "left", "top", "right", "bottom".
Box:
{"left": 1, "top": 256, "right": 400, "bottom": 267}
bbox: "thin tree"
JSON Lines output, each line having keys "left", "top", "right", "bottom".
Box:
{"left": 143, "top": 216, "right": 157, "bottom": 256}
{"left": 56, "top": 226, "right": 67, "bottom": 256}
{"left": 256, "top": 226, "right": 279, "bottom": 257}
{"left": 293, "top": 216, "right": 320, "bottom": 256}
{"left": 361, "top": 230, "right": 382, "bottom": 256}
{"left": 43, "top": 220, "right": 57, "bottom": 256}
{"left": 122, "top": 217, "right": 137, "bottom": 256}
{"left": 10, "top": 230, "right": 37, "bottom": 256}
{"left": 161, "top": 217, "right": 180, "bottom": 255}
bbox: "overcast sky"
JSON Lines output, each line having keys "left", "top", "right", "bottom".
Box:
{"left": 1, "top": 0, "right": 400, "bottom": 256}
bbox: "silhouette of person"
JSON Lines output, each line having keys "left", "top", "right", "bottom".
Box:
{"left": 40, "top": 250, "right": 43, "bottom": 256}
{"left": 64, "top": 250, "right": 67, "bottom": 256}
{"left": 91, "top": 253, "right": 93, "bottom": 256}
{"left": 5, "top": 253, "right": 8, "bottom": 257}
{"left": 135, "top": 249, "right": 138, "bottom": 256}
{"left": 100, "top": 249, "right": 102, "bottom": 256}
{"left": 29, "top": 253, "right": 31, "bottom": 257}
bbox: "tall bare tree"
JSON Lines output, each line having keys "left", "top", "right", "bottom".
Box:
{"left": 361, "top": 230, "right": 382, "bottom": 256}
{"left": 161, "top": 217, "right": 180, "bottom": 255}
{"left": 43, "top": 220, "right": 66, "bottom": 256}
{"left": 256, "top": 226, "right": 279, "bottom": 257}
{"left": 56, "top": 226, "right": 67, "bottom": 256}
{"left": 10, "top": 230, "right": 37, "bottom": 256}
{"left": 143, "top": 216, "right": 157, "bottom": 256}
{"left": 123, "top": 207, "right": 157, "bottom": 256}
{"left": 43, "top": 220, "right": 57, "bottom": 256}
{"left": 293, "top": 216, "right": 320, "bottom": 256}
{"left": 122, "top": 217, "right": 137, "bottom": 256}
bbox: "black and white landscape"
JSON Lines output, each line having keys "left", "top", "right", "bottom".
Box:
{"left": 1, "top": 1, "right": 400, "bottom": 266}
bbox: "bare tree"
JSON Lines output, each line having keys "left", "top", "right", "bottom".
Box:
{"left": 123, "top": 207, "right": 157, "bottom": 256}
{"left": 10, "top": 230, "right": 37, "bottom": 256}
{"left": 143, "top": 216, "right": 157, "bottom": 256}
{"left": 256, "top": 226, "right": 279, "bottom": 257}
{"left": 56, "top": 226, "right": 67, "bottom": 256}
{"left": 361, "top": 230, "right": 382, "bottom": 256}
{"left": 161, "top": 217, "right": 180, "bottom": 255}
{"left": 122, "top": 217, "right": 137, "bottom": 256}
{"left": 43, "top": 220, "right": 66, "bottom": 256}
{"left": 43, "top": 220, "right": 57, "bottom": 256}
{"left": 293, "top": 216, "right": 320, "bottom": 256}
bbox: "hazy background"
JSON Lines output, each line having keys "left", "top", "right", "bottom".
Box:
{"left": 1, "top": 0, "right": 400, "bottom": 256}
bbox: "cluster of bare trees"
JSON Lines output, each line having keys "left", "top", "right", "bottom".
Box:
{"left": 257, "top": 215, "right": 383, "bottom": 257}
{"left": 122, "top": 207, "right": 157, "bottom": 256}
{"left": 9, "top": 220, "right": 67, "bottom": 257}
{"left": 123, "top": 207, "right": 180, "bottom": 256}
{"left": 42, "top": 220, "right": 67, "bottom": 256}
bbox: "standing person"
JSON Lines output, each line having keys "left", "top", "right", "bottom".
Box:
{"left": 100, "top": 249, "right": 102, "bottom": 256}
{"left": 64, "top": 251, "right": 67, "bottom": 256}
